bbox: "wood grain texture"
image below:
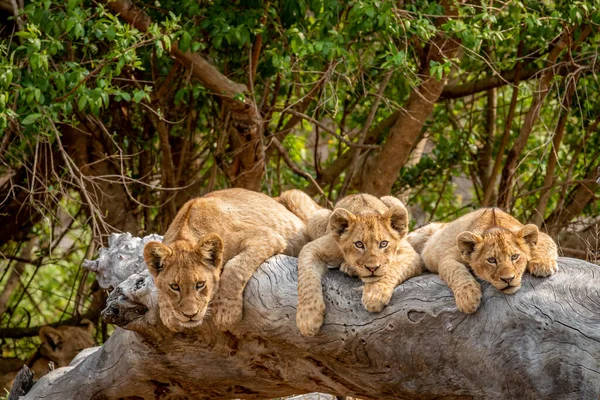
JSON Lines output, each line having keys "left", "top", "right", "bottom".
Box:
{"left": 19, "top": 234, "right": 600, "bottom": 399}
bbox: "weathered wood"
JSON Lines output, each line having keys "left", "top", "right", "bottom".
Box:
{"left": 8, "top": 366, "right": 34, "bottom": 400}
{"left": 21, "top": 234, "right": 600, "bottom": 399}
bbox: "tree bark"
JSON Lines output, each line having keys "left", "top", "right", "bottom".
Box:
{"left": 478, "top": 86, "right": 496, "bottom": 195}
{"left": 360, "top": 0, "right": 462, "bottom": 196}
{"left": 0, "top": 239, "right": 36, "bottom": 316}
{"left": 61, "top": 125, "right": 141, "bottom": 237}
{"left": 17, "top": 233, "right": 600, "bottom": 400}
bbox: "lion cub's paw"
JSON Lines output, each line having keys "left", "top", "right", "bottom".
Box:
{"left": 453, "top": 282, "right": 482, "bottom": 314}
{"left": 296, "top": 299, "right": 326, "bottom": 337}
{"left": 339, "top": 262, "right": 357, "bottom": 277}
{"left": 361, "top": 287, "right": 393, "bottom": 313}
{"left": 213, "top": 298, "right": 243, "bottom": 331}
{"left": 528, "top": 258, "right": 558, "bottom": 277}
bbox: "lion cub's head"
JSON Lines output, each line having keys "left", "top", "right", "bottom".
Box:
{"left": 329, "top": 205, "right": 409, "bottom": 281}
{"left": 143, "top": 234, "right": 224, "bottom": 332}
{"left": 38, "top": 319, "right": 95, "bottom": 368}
{"left": 457, "top": 225, "right": 538, "bottom": 294}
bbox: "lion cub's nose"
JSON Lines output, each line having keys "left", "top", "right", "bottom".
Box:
{"left": 182, "top": 311, "right": 198, "bottom": 318}
{"left": 500, "top": 275, "right": 515, "bottom": 284}
{"left": 365, "top": 265, "right": 380, "bottom": 273}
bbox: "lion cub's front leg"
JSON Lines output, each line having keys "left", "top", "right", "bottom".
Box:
{"left": 527, "top": 231, "right": 559, "bottom": 277}
{"left": 361, "top": 244, "right": 421, "bottom": 312}
{"left": 296, "top": 234, "right": 343, "bottom": 337}
{"left": 212, "top": 228, "right": 287, "bottom": 331}
{"left": 438, "top": 257, "right": 482, "bottom": 313}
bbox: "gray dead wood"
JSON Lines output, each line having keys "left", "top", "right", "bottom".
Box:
{"left": 21, "top": 233, "right": 600, "bottom": 400}
{"left": 8, "top": 365, "right": 34, "bottom": 400}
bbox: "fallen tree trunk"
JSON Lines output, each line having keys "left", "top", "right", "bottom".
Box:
{"left": 19, "top": 234, "right": 600, "bottom": 399}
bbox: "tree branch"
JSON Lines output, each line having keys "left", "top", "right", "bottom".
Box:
{"left": 440, "top": 67, "right": 542, "bottom": 99}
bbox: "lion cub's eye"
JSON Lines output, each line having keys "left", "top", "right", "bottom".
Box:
{"left": 169, "top": 283, "right": 180, "bottom": 292}
{"left": 196, "top": 281, "right": 205, "bottom": 290}
{"left": 511, "top": 254, "right": 520, "bottom": 261}
{"left": 379, "top": 241, "right": 389, "bottom": 249}
{"left": 486, "top": 257, "right": 497, "bottom": 264}
{"left": 354, "top": 241, "right": 364, "bottom": 249}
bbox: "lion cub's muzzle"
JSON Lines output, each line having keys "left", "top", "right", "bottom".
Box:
{"left": 358, "top": 264, "right": 385, "bottom": 281}
{"left": 494, "top": 275, "right": 522, "bottom": 294}
{"left": 175, "top": 308, "right": 206, "bottom": 325}
{"left": 499, "top": 284, "right": 521, "bottom": 294}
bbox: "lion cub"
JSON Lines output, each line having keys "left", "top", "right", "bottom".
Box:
{"left": 296, "top": 194, "right": 420, "bottom": 337}
{"left": 143, "top": 188, "right": 310, "bottom": 332}
{"left": 418, "top": 208, "right": 558, "bottom": 313}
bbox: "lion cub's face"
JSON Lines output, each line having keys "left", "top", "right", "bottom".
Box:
{"left": 328, "top": 205, "right": 408, "bottom": 281}
{"left": 144, "top": 234, "right": 224, "bottom": 332}
{"left": 457, "top": 225, "right": 538, "bottom": 294}
{"left": 38, "top": 320, "right": 95, "bottom": 368}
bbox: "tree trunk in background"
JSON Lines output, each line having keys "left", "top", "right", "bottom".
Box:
{"left": 61, "top": 125, "right": 141, "bottom": 237}
{"left": 0, "top": 168, "right": 44, "bottom": 244}
{"left": 478, "top": 87, "right": 496, "bottom": 195}
{"left": 0, "top": 239, "right": 36, "bottom": 317}
{"left": 360, "top": 0, "right": 462, "bottom": 196}
{"left": 15, "top": 234, "right": 600, "bottom": 400}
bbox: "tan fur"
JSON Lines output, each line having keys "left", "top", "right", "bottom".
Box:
{"left": 407, "top": 222, "right": 447, "bottom": 254}
{"left": 276, "top": 189, "right": 323, "bottom": 226}
{"left": 1, "top": 320, "right": 95, "bottom": 391}
{"left": 143, "top": 188, "right": 309, "bottom": 332}
{"left": 296, "top": 194, "right": 421, "bottom": 337}
{"left": 420, "top": 208, "right": 558, "bottom": 313}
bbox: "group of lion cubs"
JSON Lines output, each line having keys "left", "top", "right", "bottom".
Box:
{"left": 143, "top": 188, "right": 558, "bottom": 336}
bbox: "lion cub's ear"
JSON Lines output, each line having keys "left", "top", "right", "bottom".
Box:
{"left": 519, "top": 224, "right": 539, "bottom": 247}
{"left": 329, "top": 208, "right": 356, "bottom": 237}
{"left": 39, "top": 325, "right": 62, "bottom": 351}
{"left": 79, "top": 318, "right": 94, "bottom": 334}
{"left": 457, "top": 232, "right": 483, "bottom": 259}
{"left": 195, "top": 233, "right": 224, "bottom": 272}
{"left": 384, "top": 205, "right": 409, "bottom": 237}
{"left": 144, "top": 242, "right": 173, "bottom": 278}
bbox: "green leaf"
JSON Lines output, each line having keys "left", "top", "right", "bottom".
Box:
{"left": 133, "top": 90, "right": 145, "bottom": 103}
{"left": 78, "top": 95, "right": 88, "bottom": 111}
{"left": 180, "top": 31, "right": 191, "bottom": 52}
{"left": 22, "top": 113, "right": 42, "bottom": 125}
{"left": 65, "top": 18, "right": 76, "bottom": 34}
{"left": 106, "top": 25, "right": 116, "bottom": 41}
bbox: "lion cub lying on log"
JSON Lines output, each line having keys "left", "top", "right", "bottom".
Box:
{"left": 415, "top": 208, "right": 558, "bottom": 313}
{"left": 144, "top": 188, "right": 310, "bottom": 332}
{"left": 0, "top": 320, "right": 95, "bottom": 391}
{"left": 295, "top": 194, "right": 420, "bottom": 337}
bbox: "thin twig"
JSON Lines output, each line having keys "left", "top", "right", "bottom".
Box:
{"left": 269, "top": 137, "right": 333, "bottom": 208}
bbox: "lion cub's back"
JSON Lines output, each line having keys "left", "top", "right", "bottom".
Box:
{"left": 203, "top": 188, "right": 302, "bottom": 226}
{"left": 204, "top": 189, "right": 307, "bottom": 246}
